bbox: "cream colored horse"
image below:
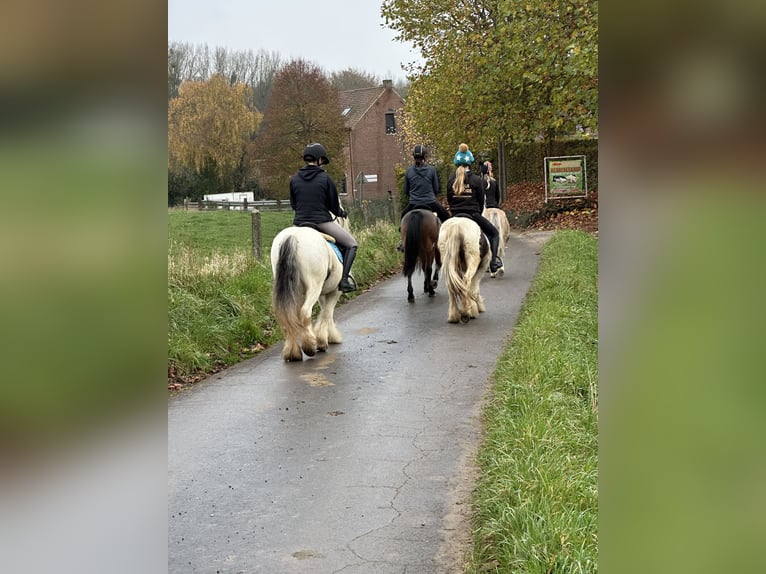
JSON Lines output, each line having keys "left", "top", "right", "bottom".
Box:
{"left": 270, "top": 227, "right": 343, "bottom": 361}
{"left": 437, "top": 217, "right": 491, "bottom": 323}
{"left": 482, "top": 207, "right": 511, "bottom": 278}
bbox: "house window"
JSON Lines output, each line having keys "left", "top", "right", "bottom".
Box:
{"left": 385, "top": 110, "right": 396, "bottom": 134}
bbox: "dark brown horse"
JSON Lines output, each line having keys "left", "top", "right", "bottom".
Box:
{"left": 400, "top": 209, "right": 442, "bottom": 302}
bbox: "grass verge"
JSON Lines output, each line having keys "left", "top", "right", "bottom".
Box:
{"left": 168, "top": 211, "right": 400, "bottom": 385}
{"left": 467, "top": 230, "right": 598, "bottom": 573}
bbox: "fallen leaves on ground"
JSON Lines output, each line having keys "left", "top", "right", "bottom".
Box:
{"left": 502, "top": 182, "right": 598, "bottom": 235}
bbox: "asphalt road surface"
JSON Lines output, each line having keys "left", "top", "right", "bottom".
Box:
{"left": 169, "top": 231, "right": 552, "bottom": 574}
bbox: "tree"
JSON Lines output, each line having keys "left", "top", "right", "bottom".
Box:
{"left": 257, "top": 60, "right": 346, "bottom": 198}
{"left": 381, "top": 0, "right": 598, "bottom": 157}
{"left": 330, "top": 68, "right": 380, "bottom": 91}
{"left": 167, "top": 42, "right": 284, "bottom": 113}
{"left": 168, "top": 74, "right": 261, "bottom": 197}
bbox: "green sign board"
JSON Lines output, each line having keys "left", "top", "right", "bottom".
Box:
{"left": 544, "top": 155, "right": 588, "bottom": 202}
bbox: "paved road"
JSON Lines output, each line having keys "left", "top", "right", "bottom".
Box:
{"left": 169, "top": 231, "right": 552, "bottom": 574}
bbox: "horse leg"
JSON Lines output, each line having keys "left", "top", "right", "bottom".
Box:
{"left": 469, "top": 269, "right": 486, "bottom": 315}
{"left": 324, "top": 289, "right": 343, "bottom": 344}
{"left": 424, "top": 260, "right": 436, "bottom": 297}
{"left": 299, "top": 286, "right": 320, "bottom": 357}
{"left": 281, "top": 334, "right": 303, "bottom": 362}
{"left": 459, "top": 290, "right": 471, "bottom": 322}
{"left": 315, "top": 289, "right": 343, "bottom": 350}
{"left": 432, "top": 246, "right": 441, "bottom": 290}
{"left": 447, "top": 292, "right": 461, "bottom": 323}
{"left": 407, "top": 274, "right": 414, "bottom": 302}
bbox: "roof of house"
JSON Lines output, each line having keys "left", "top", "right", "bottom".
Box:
{"left": 338, "top": 87, "right": 384, "bottom": 128}
{"left": 338, "top": 84, "right": 404, "bottom": 129}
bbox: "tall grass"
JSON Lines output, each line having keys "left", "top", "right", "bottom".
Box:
{"left": 468, "top": 230, "right": 598, "bottom": 573}
{"left": 168, "top": 211, "right": 400, "bottom": 380}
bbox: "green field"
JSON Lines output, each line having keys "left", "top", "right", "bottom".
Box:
{"left": 168, "top": 209, "right": 293, "bottom": 256}
{"left": 168, "top": 209, "right": 400, "bottom": 380}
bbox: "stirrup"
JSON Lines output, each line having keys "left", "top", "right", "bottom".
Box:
{"left": 338, "top": 275, "right": 357, "bottom": 293}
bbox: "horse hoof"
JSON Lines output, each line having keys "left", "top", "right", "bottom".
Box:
{"left": 428, "top": 291, "right": 436, "bottom": 297}
{"left": 460, "top": 314, "right": 470, "bottom": 324}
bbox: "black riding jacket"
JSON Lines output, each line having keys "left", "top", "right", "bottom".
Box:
{"left": 483, "top": 176, "right": 500, "bottom": 208}
{"left": 289, "top": 165, "right": 344, "bottom": 225}
{"left": 446, "top": 169, "right": 485, "bottom": 215}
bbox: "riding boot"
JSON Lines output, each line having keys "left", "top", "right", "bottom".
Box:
{"left": 338, "top": 246, "right": 358, "bottom": 293}
{"left": 489, "top": 235, "right": 503, "bottom": 273}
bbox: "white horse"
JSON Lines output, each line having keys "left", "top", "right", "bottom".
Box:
{"left": 437, "top": 217, "right": 491, "bottom": 324}
{"left": 482, "top": 207, "right": 511, "bottom": 278}
{"left": 270, "top": 226, "right": 343, "bottom": 361}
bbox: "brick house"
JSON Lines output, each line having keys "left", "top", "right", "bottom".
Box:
{"left": 338, "top": 80, "right": 407, "bottom": 202}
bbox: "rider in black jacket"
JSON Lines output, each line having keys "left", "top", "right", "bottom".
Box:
{"left": 446, "top": 144, "right": 503, "bottom": 274}
{"left": 290, "top": 142, "right": 358, "bottom": 293}
{"left": 481, "top": 161, "right": 500, "bottom": 209}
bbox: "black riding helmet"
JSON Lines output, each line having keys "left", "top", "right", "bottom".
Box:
{"left": 412, "top": 144, "right": 427, "bottom": 158}
{"left": 303, "top": 142, "right": 330, "bottom": 165}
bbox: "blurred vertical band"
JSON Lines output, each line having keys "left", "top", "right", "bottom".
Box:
{"left": 0, "top": 0, "right": 168, "bottom": 572}
{"left": 601, "top": 1, "right": 766, "bottom": 572}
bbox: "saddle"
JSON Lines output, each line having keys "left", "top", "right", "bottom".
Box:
{"left": 297, "top": 223, "right": 337, "bottom": 244}
{"left": 297, "top": 223, "right": 343, "bottom": 262}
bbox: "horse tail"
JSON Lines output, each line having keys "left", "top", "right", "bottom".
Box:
{"left": 442, "top": 224, "right": 470, "bottom": 307}
{"left": 403, "top": 210, "right": 423, "bottom": 278}
{"left": 272, "top": 234, "right": 305, "bottom": 338}
{"left": 487, "top": 209, "right": 499, "bottom": 231}
{"left": 487, "top": 208, "right": 510, "bottom": 246}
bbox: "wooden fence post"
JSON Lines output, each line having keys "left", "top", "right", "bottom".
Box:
{"left": 251, "top": 209, "right": 262, "bottom": 259}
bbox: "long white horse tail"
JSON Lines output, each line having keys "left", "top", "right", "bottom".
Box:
{"left": 272, "top": 235, "right": 305, "bottom": 337}
{"left": 442, "top": 225, "right": 470, "bottom": 309}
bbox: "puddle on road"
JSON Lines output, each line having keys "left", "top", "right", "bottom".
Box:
{"left": 297, "top": 351, "right": 339, "bottom": 386}
{"left": 356, "top": 327, "right": 379, "bottom": 335}
{"left": 291, "top": 549, "right": 325, "bottom": 560}
{"left": 300, "top": 373, "right": 334, "bottom": 387}
{"left": 314, "top": 354, "right": 337, "bottom": 368}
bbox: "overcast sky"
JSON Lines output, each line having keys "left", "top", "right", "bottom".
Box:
{"left": 168, "top": 0, "right": 422, "bottom": 82}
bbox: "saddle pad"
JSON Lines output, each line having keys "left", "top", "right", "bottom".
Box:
{"left": 328, "top": 241, "right": 343, "bottom": 263}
